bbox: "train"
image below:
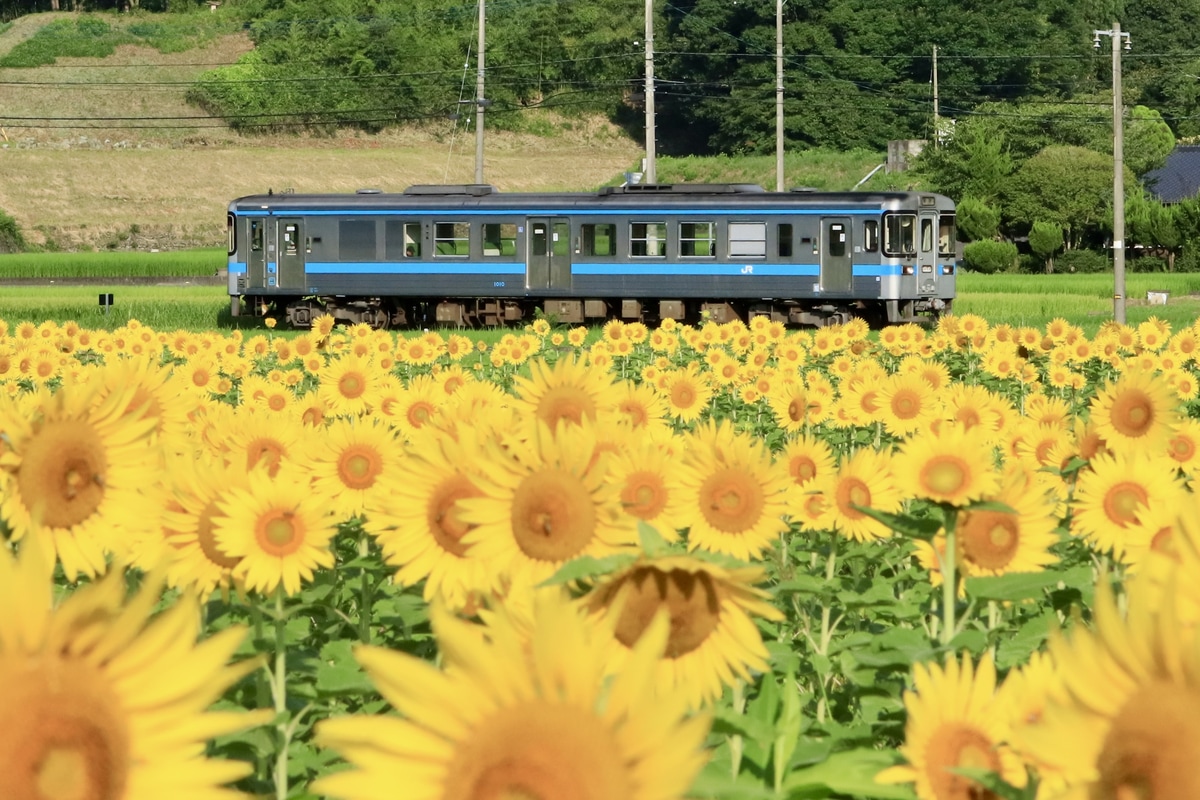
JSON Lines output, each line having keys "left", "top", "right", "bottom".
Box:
{"left": 226, "top": 183, "right": 957, "bottom": 329}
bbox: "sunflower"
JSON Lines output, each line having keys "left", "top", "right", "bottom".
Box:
{"left": 212, "top": 405, "right": 305, "bottom": 477}
{"left": 876, "top": 653, "right": 1028, "bottom": 800}
{"left": 779, "top": 432, "right": 837, "bottom": 503}
{"left": 1013, "top": 574, "right": 1200, "bottom": 799}
{"left": 673, "top": 420, "right": 792, "bottom": 560}
{"left": 385, "top": 373, "right": 446, "bottom": 441}
{"left": 585, "top": 553, "right": 784, "bottom": 708}
{"left": 0, "top": 377, "right": 161, "bottom": 580}
{"left": 365, "top": 427, "right": 499, "bottom": 610}
{"left": 876, "top": 372, "right": 941, "bottom": 438}
{"left": 893, "top": 424, "right": 1000, "bottom": 507}
{"left": 766, "top": 379, "right": 815, "bottom": 433}
{"left": 511, "top": 354, "right": 622, "bottom": 430}
{"left": 995, "top": 651, "right": 1069, "bottom": 797}
{"left": 93, "top": 351, "right": 194, "bottom": 444}
{"left": 605, "top": 436, "right": 685, "bottom": 539}
{"left": 0, "top": 542, "right": 268, "bottom": 800}
{"left": 459, "top": 419, "right": 639, "bottom": 587}
{"left": 214, "top": 464, "right": 338, "bottom": 596}
{"left": 1165, "top": 417, "right": 1200, "bottom": 474}
{"left": 159, "top": 453, "right": 247, "bottom": 599}
{"left": 1088, "top": 368, "right": 1180, "bottom": 456}
{"left": 318, "top": 353, "right": 385, "bottom": 417}
{"left": 826, "top": 447, "right": 903, "bottom": 542}
{"left": 314, "top": 589, "right": 710, "bottom": 800}
{"left": 305, "top": 416, "right": 405, "bottom": 521}
{"left": 1070, "top": 451, "right": 1186, "bottom": 558}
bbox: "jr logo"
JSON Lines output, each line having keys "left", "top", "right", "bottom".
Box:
{"left": 740, "top": 265, "right": 754, "bottom": 274}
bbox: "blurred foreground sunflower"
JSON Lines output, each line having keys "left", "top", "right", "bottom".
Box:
{"left": 0, "top": 542, "right": 267, "bottom": 799}
{"left": 314, "top": 590, "right": 711, "bottom": 800}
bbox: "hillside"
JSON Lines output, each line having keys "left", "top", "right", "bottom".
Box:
{"left": 0, "top": 13, "right": 642, "bottom": 251}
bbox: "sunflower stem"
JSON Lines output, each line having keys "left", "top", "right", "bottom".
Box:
{"left": 729, "top": 679, "right": 746, "bottom": 778}
{"left": 272, "top": 587, "right": 289, "bottom": 800}
{"left": 940, "top": 506, "right": 957, "bottom": 649}
{"left": 358, "top": 532, "right": 372, "bottom": 644}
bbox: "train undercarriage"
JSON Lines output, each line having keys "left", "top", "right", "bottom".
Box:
{"left": 232, "top": 294, "right": 951, "bottom": 330}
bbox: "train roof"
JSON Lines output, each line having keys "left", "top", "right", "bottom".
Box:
{"left": 229, "top": 184, "right": 954, "bottom": 213}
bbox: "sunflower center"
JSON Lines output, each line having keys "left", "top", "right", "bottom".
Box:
{"left": 443, "top": 700, "right": 631, "bottom": 800}
{"left": 3, "top": 658, "right": 130, "bottom": 800}
{"left": 923, "top": 722, "right": 1002, "bottom": 800}
{"left": 618, "top": 401, "right": 649, "bottom": 427}
{"left": 1103, "top": 482, "right": 1149, "bottom": 528}
{"left": 835, "top": 478, "right": 871, "bottom": 520}
{"left": 537, "top": 386, "right": 596, "bottom": 428}
{"left": 337, "top": 446, "right": 382, "bottom": 491}
{"left": 789, "top": 456, "right": 817, "bottom": 485}
{"left": 16, "top": 419, "right": 108, "bottom": 529}
{"left": 246, "top": 438, "right": 285, "bottom": 477}
{"left": 1168, "top": 435, "right": 1196, "bottom": 464}
{"left": 606, "top": 567, "right": 722, "bottom": 658}
{"left": 959, "top": 510, "right": 1020, "bottom": 571}
{"left": 1095, "top": 681, "right": 1200, "bottom": 800}
{"left": 620, "top": 472, "right": 668, "bottom": 520}
{"left": 196, "top": 500, "right": 242, "bottom": 570}
{"left": 510, "top": 469, "right": 597, "bottom": 562}
{"left": 920, "top": 457, "right": 969, "bottom": 499}
{"left": 699, "top": 468, "right": 765, "bottom": 534}
{"left": 1110, "top": 390, "right": 1154, "bottom": 438}
{"left": 787, "top": 399, "right": 805, "bottom": 423}
{"left": 428, "top": 474, "right": 483, "bottom": 557}
{"left": 255, "top": 510, "right": 304, "bottom": 556}
{"left": 268, "top": 394, "right": 288, "bottom": 412}
{"left": 1150, "top": 527, "right": 1177, "bottom": 558}
{"left": 892, "top": 390, "right": 920, "bottom": 419}
{"left": 670, "top": 382, "right": 697, "bottom": 409}
{"left": 407, "top": 402, "right": 437, "bottom": 428}
{"left": 338, "top": 372, "right": 366, "bottom": 399}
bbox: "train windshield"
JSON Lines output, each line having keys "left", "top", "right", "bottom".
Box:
{"left": 882, "top": 213, "right": 916, "bottom": 256}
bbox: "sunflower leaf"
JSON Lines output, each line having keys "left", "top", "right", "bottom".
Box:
{"left": 947, "top": 767, "right": 1038, "bottom": 799}
{"left": 963, "top": 571, "right": 1066, "bottom": 602}
{"left": 637, "top": 519, "right": 671, "bottom": 557}
{"left": 783, "top": 748, "right": 919, "bottom": 799}
{"left": 537, "top": 553, "right": 638, "bottom": 587}
{"left": 851, "top": 505, "right": 943, "bottom": 540}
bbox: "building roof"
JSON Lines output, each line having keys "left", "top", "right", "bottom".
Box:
{"left": 1144, "top": 144, "right": 1200, "bottom": 203}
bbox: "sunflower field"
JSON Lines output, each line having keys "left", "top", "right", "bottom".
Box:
{"left": 0, "top": 311, "right": 1197, "bottom": 800}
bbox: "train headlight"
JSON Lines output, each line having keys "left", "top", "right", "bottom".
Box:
{"left": 942, "top": 265, "right": 954, "bottom": 275}
{"left": 902, "top": 265, "right": 915, "bottom": 276}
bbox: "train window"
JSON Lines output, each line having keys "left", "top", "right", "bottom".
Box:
{"left": 483, "top": 223, "right": 518, "bottom": 257}
{"left": 630, "top": 222, "right": 667, "bottom": 258}
{"left": 250, "top": 219, "right": 263, "bottom": 252}
{"left": 828, "top": 223, "right": 847, "bottom": 258}
{"left": 385, "top": 220, "right": 420, "bottom": 259}
{"left": 939, "top": 215, "right": 956, "bottom": 257}
{"left": 340, "top": 220, "right": 377, "bottom": 261}
{"left": 227, "top": 214, "right": 236, "bottom": 256}
{"left": 778, "top": 224, "right": 793, "bottom": 258}
{"left": 728, "top": 222, "right": 766, "bottom": 257}
{"left": 435, "top": 222, "right": 470, "bottom": 257}
{"left": 581, "top": 223, "right": 616, "bottom": 256}
{"left": 883, "top": 214, "right": 916, "bottom": 256}
{"left": 283, "top": 223, "right": 298, "bottom": 256}
{"left": 921, "top": 218, "right": 934, "bottom": 252}
{"left": 863, "top": 220, "right": 878, "bottom": 253}
{"left": 679, "top": 222, "right": 716, "bottom": 257}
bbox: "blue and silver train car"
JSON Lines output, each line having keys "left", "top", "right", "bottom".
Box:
{"left": 226, "top": 183, "right": 956, "bottom": 328}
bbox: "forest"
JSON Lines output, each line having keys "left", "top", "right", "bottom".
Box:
{"left": 4, "top": 0, "right": 1200, "bottom": 267}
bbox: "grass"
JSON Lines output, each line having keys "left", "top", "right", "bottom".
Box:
{"left": 0, "top": 248, "right": 225, "bottom": 278}
{"left": 654, "top": 149, "right": 885, "bottom": 191}
{"left": 0, "top": 285, "right": 229, "bottom": 331}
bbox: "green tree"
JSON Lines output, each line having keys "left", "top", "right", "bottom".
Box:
{"left": 962, "top": 240, "right": 1017, "bottom": 274}
{"left": 912, "top": 121, "right": 1012, "bottom": 204}
{"left": 954, "top": 196, "right": 1001, "bottom": 242}
{"left": 1001, "top": 145, "right": 1134, "bottom": 249}
{"left": 1028, "top": 220, "right": 1064, "bottom": 274}
{"left": 1127, "top": 192, "right": 1183, "bottom": 270}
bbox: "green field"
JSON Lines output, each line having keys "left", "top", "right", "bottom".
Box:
{"left": 2, "top": 272, "right": 1198, "bottom": 333}
{"left": 0, "top": 248, "right": 226, "bottom": 279}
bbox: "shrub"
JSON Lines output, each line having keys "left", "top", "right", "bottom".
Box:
{"left": 1056, "top": 249, "right": 1110, "bottom": 274}
{"left": 0, "top": 209, "right": 26, "bottom": 254}
{"left": 955, "top": 196, "right": 1001, "bottom": 242}
{"left": 962, "top": 240, "right": 1018, "bottom": 274}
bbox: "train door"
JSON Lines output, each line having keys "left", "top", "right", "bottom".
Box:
{"left": 820, "top": 217, "right": 852, "bottom": 293}
{"left": 247, "top": 217, "right": 267, "bottom": 288}
{"left": 918, "top": 211, "right": 938, "bottom": 296}
{"left": 526, "top": 217, "right": 571, "bottom": 290}
{"left": 277, "top": 218, "right": 306, "bottom": 290}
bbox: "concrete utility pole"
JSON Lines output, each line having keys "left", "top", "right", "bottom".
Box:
{"left": 475, "top": 0, "right": 486, "bottom": 184}
{"left": 644, "top": 0, "right": 656, "bottom": 183}
{"left": 775, "top": 0, "right": 784, "bottom": 190}
{"left": 1094, "top": 23, "right": 1131, "bottom": 324}
{"left": 932, "top": 45, "right": 939, "bottom": 145}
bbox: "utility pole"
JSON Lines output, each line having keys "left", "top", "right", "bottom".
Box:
{"left": 644, "top": 0, "right": 656, "bottom": 183}
{"left": 775, "top": 0, "right": 784, "bottom": 190}
{"left": 1094, "top": 23, "right": 1130, "bottom": 324}
{"left": 474, "top": 0, "right": 486, "bottom": 184}
{"left": 932, "top": 45, "right": 939, "bottom": 145}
